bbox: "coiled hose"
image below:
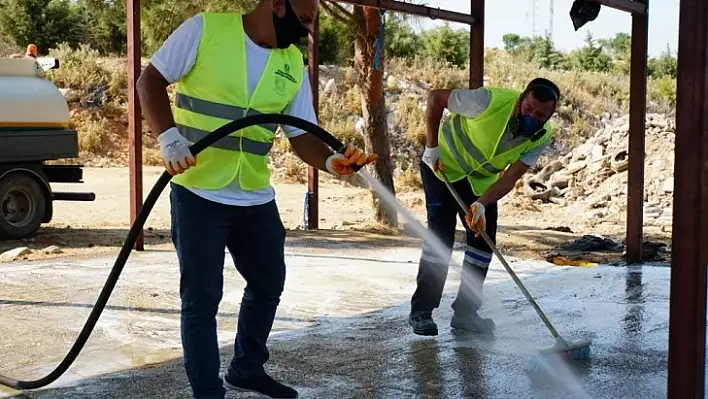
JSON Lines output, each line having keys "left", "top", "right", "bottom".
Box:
{"left": 0, "top": 114, "right": 358, "bottom": 390}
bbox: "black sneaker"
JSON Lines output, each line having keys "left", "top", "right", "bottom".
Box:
{"left": 224, "top": 370, "right": 298, "bottom": 398}
{"left": 408, "top": 311, "right": 438, "bottom": 336}
{"left": 450, "top": 312, "right": 495, "bottom": 334}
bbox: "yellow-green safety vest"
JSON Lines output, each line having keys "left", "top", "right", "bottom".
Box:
{"left": 436, "top": 87, "right": 552, "bottom": 196}
{"left": 170, "top": 12, "right": 304, "bottom": 191}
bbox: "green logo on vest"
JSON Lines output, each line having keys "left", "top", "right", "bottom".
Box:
{"left": 275, "top": 63, "right": 296, "bottom": 84}
{"left": 274, "top": 63, "right": 295, "bottom": 95}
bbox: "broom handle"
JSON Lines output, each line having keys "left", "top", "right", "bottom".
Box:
{"left": 440, "top": 174, "right": 562, "bottom": 340}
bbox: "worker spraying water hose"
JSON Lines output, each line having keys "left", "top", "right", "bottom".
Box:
{"left": 137, "top": 1, "right": 377, "bottom": 397}
{"left": 0, "top": 119, "right": 372, "bottom": 395}
{"left": 0, "top": 2, "right": 373, "bottom": 398}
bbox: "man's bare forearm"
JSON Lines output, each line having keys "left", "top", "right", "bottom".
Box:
{"left": 477, "top": 162, "right": 529, "bottom": 206}
{"left": 477, "top": 178, "right": 517, "bottom": 206}
{"left": 425, "top": 90, "right": 450, "bottom": 147}
{"left": 288, "top": 132, "right": 335, "bottom": 172}
{"left": 137, "top": 64, "right": 175, "bottom": 135}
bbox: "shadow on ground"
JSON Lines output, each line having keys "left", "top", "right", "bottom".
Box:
{"left": 2, "top": 222, "right": 673, "bottom": 265}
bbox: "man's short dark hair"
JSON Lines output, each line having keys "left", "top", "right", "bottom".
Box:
{"left": 524, "top": 78, "right": 561, "bottom": 104}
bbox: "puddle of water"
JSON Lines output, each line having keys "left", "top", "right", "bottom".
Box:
{"left": 357, "top": 169, "right": 593, "bottom": 398}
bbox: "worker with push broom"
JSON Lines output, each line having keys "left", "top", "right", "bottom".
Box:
{"left": 409, "top": 78, "right": 561, "bottom": 337}
{"left": 137, "top": 1, "right": 375, "bottom": 398}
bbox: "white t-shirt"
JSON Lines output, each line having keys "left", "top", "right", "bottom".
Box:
{"left": 447, "top": 88, "right": 548, "bottom": 167}
{"left": 151, "top": 13, "right": 318, "bottom": 206}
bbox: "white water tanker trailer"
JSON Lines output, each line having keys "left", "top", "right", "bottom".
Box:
{"left": 0, "top": 56, "right": 95, "bottom": 239}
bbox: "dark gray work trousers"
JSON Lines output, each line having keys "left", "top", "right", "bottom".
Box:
{"left": 170, "top": 183, "right": 287, "bottom": 399}
{"left": 410, "top": 160, "right": 498, "bottom": 315}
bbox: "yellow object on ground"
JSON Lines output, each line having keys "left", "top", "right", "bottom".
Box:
{"left": 548, "top": 256, "right": 598, "bottom": 267}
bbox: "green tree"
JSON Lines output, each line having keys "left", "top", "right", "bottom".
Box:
{"left": 315, "top": 7, "right": 355, "bottom": 64}
{"left": 420, "top": 23, "right": 469, "bottom": 67}
{"left": 566, "top": 32, "right": 613, "bottom": 72}
{"left": 77, "top": 0, "right": 126, "bottom": 55}
{"left": 140, "top": 0, "right": 255, "bottom": 53}
{"left": 599, "top": 32, "right": 630, "bottom": 57}
{"left": 599, "top": 32, "right": 630, "bottom": 74}
{"left": 502, "top": 33, "right": 565, "bottom": 70}
{"left": 529, "top": 35, "right": 565, "bottom": 70}
{"left": 0, "top": 0, "right": 87, "bottom": 53}
{"left": 502, "top": 33, "right": 530, "bottom": 55}
{"left": 383, "top": 13, "right": 420, "bottom": 59}
{"left": 648, "top": 45, "right": 677, "bottom": 78}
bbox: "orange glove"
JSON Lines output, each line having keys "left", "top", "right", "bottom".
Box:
{"left": 465, "top": 202, "right": 486, "bottom": 237}
{"left": 326, "top": 144, "right": 377, "bottom": 176}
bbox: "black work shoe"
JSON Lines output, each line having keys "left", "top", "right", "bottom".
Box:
{"left": 408, "top": 311, "right": 438, "bottom": 336}
{"left": 450, "top": 312, "right": 496, "bottom": 334}
{"left": 224, "top": 370, "right": 298, "bottom": 398}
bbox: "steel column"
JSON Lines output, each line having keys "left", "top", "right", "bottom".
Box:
{"left": 667, "top": 0, "right": 708, "bottom": 395}
{"left": 625, "top": 0, "right": 648, "bottom": 263}
{"left": 469, "top": 0, "right": 484, "bottom": 89}
{"left": 306, "top": 12, "right": 320, "bottom": 230}
{"left": 127, "top": 0, "right": 143, "bottom": 250}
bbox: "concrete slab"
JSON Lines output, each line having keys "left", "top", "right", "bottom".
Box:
{"left": 0, "top": 241, "right": 691, "bottom": 398}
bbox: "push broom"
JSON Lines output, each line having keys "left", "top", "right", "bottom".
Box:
{"left": 439, "top": 172, "right": 592, "bottom": 363}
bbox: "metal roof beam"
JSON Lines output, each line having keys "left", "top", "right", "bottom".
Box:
{"left": 330, "top": 0, "right": 475, "bottom": 25}
{"left": 593, "top": 0, "right": 646, "bottom": 15}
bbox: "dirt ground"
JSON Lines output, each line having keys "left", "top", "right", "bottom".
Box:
{"left": 0, "top": 167, "right": 672, "bottom": 265}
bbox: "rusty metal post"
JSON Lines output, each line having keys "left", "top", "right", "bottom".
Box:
{"left": 306, "top": 12, "right": 320, "bottom": 230}
{"left": 469, "top": 0, "right": 484, "bottom": 89}
{"left": 625, "top": 0, "right": 648, "bottom": 263}
{"left": 667, "top": 0, "right": 708, "bottom": 394}
{"left": 127, "top": 0, "right": 143, "bottom": 250}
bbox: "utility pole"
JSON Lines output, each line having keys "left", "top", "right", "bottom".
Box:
{"left": 549, "top": 0, "right": 555, "bottom": 39}
{"left": 532, "top": 0, "right": 537, "bottom": 37}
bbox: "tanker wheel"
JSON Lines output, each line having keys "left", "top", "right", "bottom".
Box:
{"left": 0, "top": 172, "right": 46, "bottom": 239}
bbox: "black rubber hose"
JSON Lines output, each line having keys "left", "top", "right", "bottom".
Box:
{"left": 0, "top": 114, "right": 357, "bottom": 390}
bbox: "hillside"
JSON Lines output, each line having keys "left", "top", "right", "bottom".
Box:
{"left": 47, "top": 46, "right": 676, "bottom": 176}
{"left": 0, "top": 45, "right": 678, "bottom": 264}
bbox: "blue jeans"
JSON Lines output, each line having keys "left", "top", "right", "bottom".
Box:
{"left": 410, "top": 161, "right": 498, "bottom": 315}
{"left": 170, "top": 183, "right": 287, "bottom": 399}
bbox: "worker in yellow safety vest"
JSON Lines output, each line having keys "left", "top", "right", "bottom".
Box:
{"left": 137, "top": 1, "right": 375, "bottom": 398}
{"left": 408, "top": 78, "right": 560, "bottom": 337}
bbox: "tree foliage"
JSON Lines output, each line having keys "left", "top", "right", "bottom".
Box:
{"left": 0, "top": 0, "right": 678, "bottom": 81}
{"left": 502, "top": 31, "right": 677, "bottom": 79}
{"left": 0, "top": 0, "right": 86, "bottom": 53}
{"left": 0, "top": 0, "right": 471, "bottom": 66}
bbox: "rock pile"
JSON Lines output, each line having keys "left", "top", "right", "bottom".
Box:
{"left": 517, "top": 113, "right": 676, "bottom": 224}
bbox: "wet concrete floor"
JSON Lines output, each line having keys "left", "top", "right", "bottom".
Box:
{"left": 0, "top": 239, "right": 691, "bottom": 398}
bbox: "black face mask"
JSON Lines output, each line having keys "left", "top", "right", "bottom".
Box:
{"left": 272, "top": 0, "right": 309, "bottom": 49}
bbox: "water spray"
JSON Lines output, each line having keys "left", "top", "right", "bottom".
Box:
{"left": 437, "top": 172, "right": 592, "bottom": 360}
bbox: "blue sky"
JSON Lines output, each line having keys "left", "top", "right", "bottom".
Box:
{"left": 410, "top": 0, "right": 679, "bottom": 57}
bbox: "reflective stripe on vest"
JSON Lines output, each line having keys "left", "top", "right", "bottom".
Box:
{"left": 435, "top": 86, "right": 552, "bottom": 195}
{"left": 441, "top": 114, "right": 505, "bottom": 179}
{"left": 175, "top": 93, "right": 275, "bottom": 155}
{"left": 168, "top": 12, "right": 304, "bottom": 191}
